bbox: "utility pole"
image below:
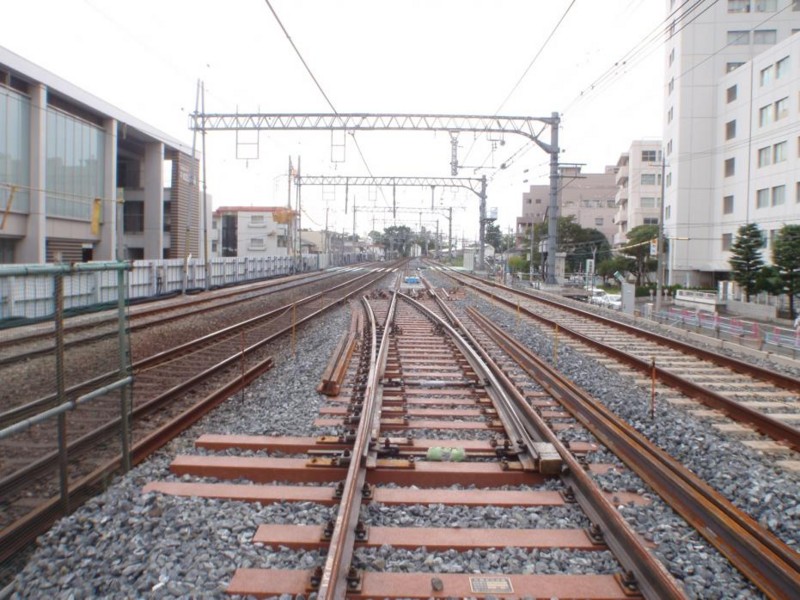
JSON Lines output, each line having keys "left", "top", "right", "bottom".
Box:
{"left": 546, "top": 112, "right": 560, "bottom": 285}
{"left": 448, "top": 207, "right": 453, "bottom": 261}
{"left": 352, "top": 197, "right": 357, "bottom": 245}
{"left": 655, "top": 155, "right": 666, "bottom": 313}
{"left": 295, "top": 155, "right": 302, "bottom": 271}
{"left": 478, "top": 175, "right": 487, "bottom": 272}
{"left": 529, "top": 220, "right": 535, "bottom": 283}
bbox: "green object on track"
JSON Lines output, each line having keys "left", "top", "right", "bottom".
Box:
{"left": 426, "top": 446, "right": 443, "bottom": 461}
{"left": 450, "top": 447, "right": 466, "bottom": 462}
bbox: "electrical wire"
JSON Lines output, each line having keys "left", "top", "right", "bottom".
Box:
{"left": 460, "top": 0, "right": 578, "bottom": 170}
{"left": 263, "top": 0, "right": 337, "bottom": 114}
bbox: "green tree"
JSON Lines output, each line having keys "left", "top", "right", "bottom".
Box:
{"left": 533, "top": 216, "right": 611, "bottom": 274}
{"left": 754, "top": 265, "right": 783, "bottom": 295}
{"left": 772, "top": 224, "right": 800, "bottom": 317}
{"left": 485, "top": 223, "right": 503, "bottom": 251}
{"left": 729, "top": 222, "right": 764, "bottom": 302}
{"left": 619, "top": 224, "right": 659, "bottom": 286}
{"left": 597, "top": 255, "right": 635, "bottom": 285}
{"left": 380, "top": 225, "right": 414, "bottom": 257}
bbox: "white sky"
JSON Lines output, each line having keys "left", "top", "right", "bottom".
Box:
{"left": 4, "top": 0, "right": 665, "bottom": 242}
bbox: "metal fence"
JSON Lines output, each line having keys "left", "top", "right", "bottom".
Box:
{"left": 0, "top": 262, "right": 133, "bottom": 516}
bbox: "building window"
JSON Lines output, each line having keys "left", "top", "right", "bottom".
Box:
{"left": 667, "top": 106, "right": 674, "bottom": 122}
{"left": 776, "top": 56, "right": 790, "bottom": 78}
{"left": 595, "top": 217, "right": 604, "bottom": 226}
{"left": 775, "top": 97, "right": 789, "bottom": 120}
{"left": 725, "top": 120, "right": 736, "bottom": 140}
{"left": 643, "top": 217, "right": 659, "bottom": 225}
{"left": 726, "top": 85, "right": 738, "bottom": 102}
{"left": 754, "top": 29, "right": 777, "bottom": 44}
{"left": 772, "top": 185, "right": 786, "bottom": 206}
{"left": 641, "top": 173, "right": 656, "bottom": 185}
{"left": 642, "top": 150, "right": 658, "bottom": 162}
{"left": 756, "top": 188, "right": 770, "bottom": 208}
{"left": 665, "top": 205, "right": 671, "bottom": 219}
{"left": 669, "top": 48, "right": 675, "bottom": 66}
{"left": 760, "top": 66, "right": 773, "bottom": 86}
{"left": 667, "top": 139, "right": 673, "bottom": 155}
{"left": 526, "top": 198, "right": 532, "bottom": 204}
{"left": 250, "top": 214, "right": 265, "bottom": 226}
{"left": 728, "top": 30, "right": 750, "bottom": 45}
{"left": 759, "top": 105, "right": 772, "bottom": 127}
{"left": 773, "top": 141, "right": 787, "bottom": 163}
{"left": 728, "top": 0, "right": 750, "bottom": 12}
{"left": 123, "top": 200, "right": 144, "bottom": 233}
{"left": 758, "top": 146, "right": 771, "bottom": 167}
{"left": 535, "top": 198, "right": 542, "bottom": 204}
{"left": 641, "top": 197, "right": 657, "bottom": 208}
{"left": 249, "top": 237, "right": 265, "bottom": 249}
{"left": 723, "top": 195, "right": 734, "bottom": 214}
{"left": 277, "top": 235, "right": 287, "bottom": 248}
{"left": 724, "top": 158, "right": 735, "bottom": 177}
{"left": 666, "top": 173, "right": 672, "bottom": 187}
{"left": 668, "top": 78, "right": 674, "bottom": 94}
{"left": 722, "top": 233, "right": 733, "bottom": 251}
{"left": 727, "top": 62, "right": 745, "bottom": 72}
{"left": 754, "top": 0, "right": 777, "bottom": 12}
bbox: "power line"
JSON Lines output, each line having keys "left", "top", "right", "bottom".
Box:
{"left": 461, "top": 0, "right": 578, "bottom": 169}
{"left": 564, "top": 0, "right": 711, "bottom": 114}
{"left": 263, "top": 0, "right": 337, "bottom": 114}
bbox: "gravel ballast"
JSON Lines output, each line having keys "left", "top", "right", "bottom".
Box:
{"left": 9, "top": 270, "right": 796, "bottom": 599}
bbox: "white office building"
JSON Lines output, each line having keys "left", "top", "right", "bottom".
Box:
{"left": 0, "top": 46, "right": 199, "bottom": 264}
{"left": 663, "top": 0, "right": 800, "bottom": 286}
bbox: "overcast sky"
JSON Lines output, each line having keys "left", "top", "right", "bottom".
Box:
{"left": 5, "top": 0, "right": 665, "bottom": 241}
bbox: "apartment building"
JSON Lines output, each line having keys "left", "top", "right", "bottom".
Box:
{"left": 663, "top": 0, "right": 800, "bottom": 286}
{"left": 516, "top": 165, "right": 617, "bottom": 245}
{"left": 613, "top": 141, "right": 663, "bottom": 247}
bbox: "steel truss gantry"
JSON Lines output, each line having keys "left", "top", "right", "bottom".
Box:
{"left": 298, "top": 175, "right": 476, "bottom": 260}
{"left": 191, "top": 112, "right": 560, "bottom": 281}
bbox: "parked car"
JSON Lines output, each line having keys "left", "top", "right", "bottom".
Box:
{"left": 587, "top": 289, "right": 608, "bottom": 305}
{"left": 603, "top": 294, "right": 622, "bottom": 310}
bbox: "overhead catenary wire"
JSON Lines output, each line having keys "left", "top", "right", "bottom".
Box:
{"left": 460, "top": 0, "right": 578, "bottom": 170}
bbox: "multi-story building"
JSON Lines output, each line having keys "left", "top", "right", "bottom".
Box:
{"left": 613, "top": 140, "right": 663, "bottom": 246}
{"left": 0, "top": 46, "right": 198, "bottom": 264}
{"left": 516, "top": 165, "right": 617, "bottom": 245}
{"left": 211, "top": 206, "right": 294, "bottom": 257}
{"left": 663, "top": 0, "right": 800, "bottom": 286}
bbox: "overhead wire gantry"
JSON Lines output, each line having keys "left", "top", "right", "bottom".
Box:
{"left": 190, "top": 112, "right": 560, "bottom": 281}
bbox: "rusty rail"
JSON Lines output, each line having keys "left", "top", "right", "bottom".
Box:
{"left": 445, "top": 269, "right": 800, "bottom": 452}
{"left": 317, "top": 303, "right": 363, "bottom": 396}
{"left": 468, "top": 306, "right": 800, "bottom": 599}
{"left": 317, "top": 293, "right": 395, "bottom": 598}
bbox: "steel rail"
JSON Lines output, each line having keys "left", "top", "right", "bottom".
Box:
{"left": 0, "top": 270, "right": 390, "bottom": 565}
{"left": 414, "top": 286, "right": 685, "bottom": 598}
{"left": 1, "top": 270, "right": 386, "bottom": 500}
{"left": 444, "top": 270, "right": 800, "bottom": 452}
{"left": 0, "top": 267, "right": 346, "bottom": 362}
{"left": 2, "top": 269, "right": 381, "bottom": 428}
{"left": 317, "top": 293, "right": 395, "bottom": 598}
{"left": 468, "top": 307, "right": 800, "bottom": 599}
{"left": 0, "top": 356, "right": 274, "bottom": 564}
{"left": 398, "top": 291, "right": 544, "bottom": 471}
{"left": 449, "top": 268, "right": 800, "bottom": 393}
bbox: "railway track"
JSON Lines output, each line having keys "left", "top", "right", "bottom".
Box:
{"left": 437, "top": 267, "right": 800, "bottom": 455}
{"left": 0, "top": 264, "right": 397, "bottom": 572}
{"left": 7, "top": 262, "right": 798, "bottom": 597}
{"left": 0, "top": 265, "right": 392, "bottom": 367}
{"left": 145, "top": 279, "right": 691, "bottom": 598}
